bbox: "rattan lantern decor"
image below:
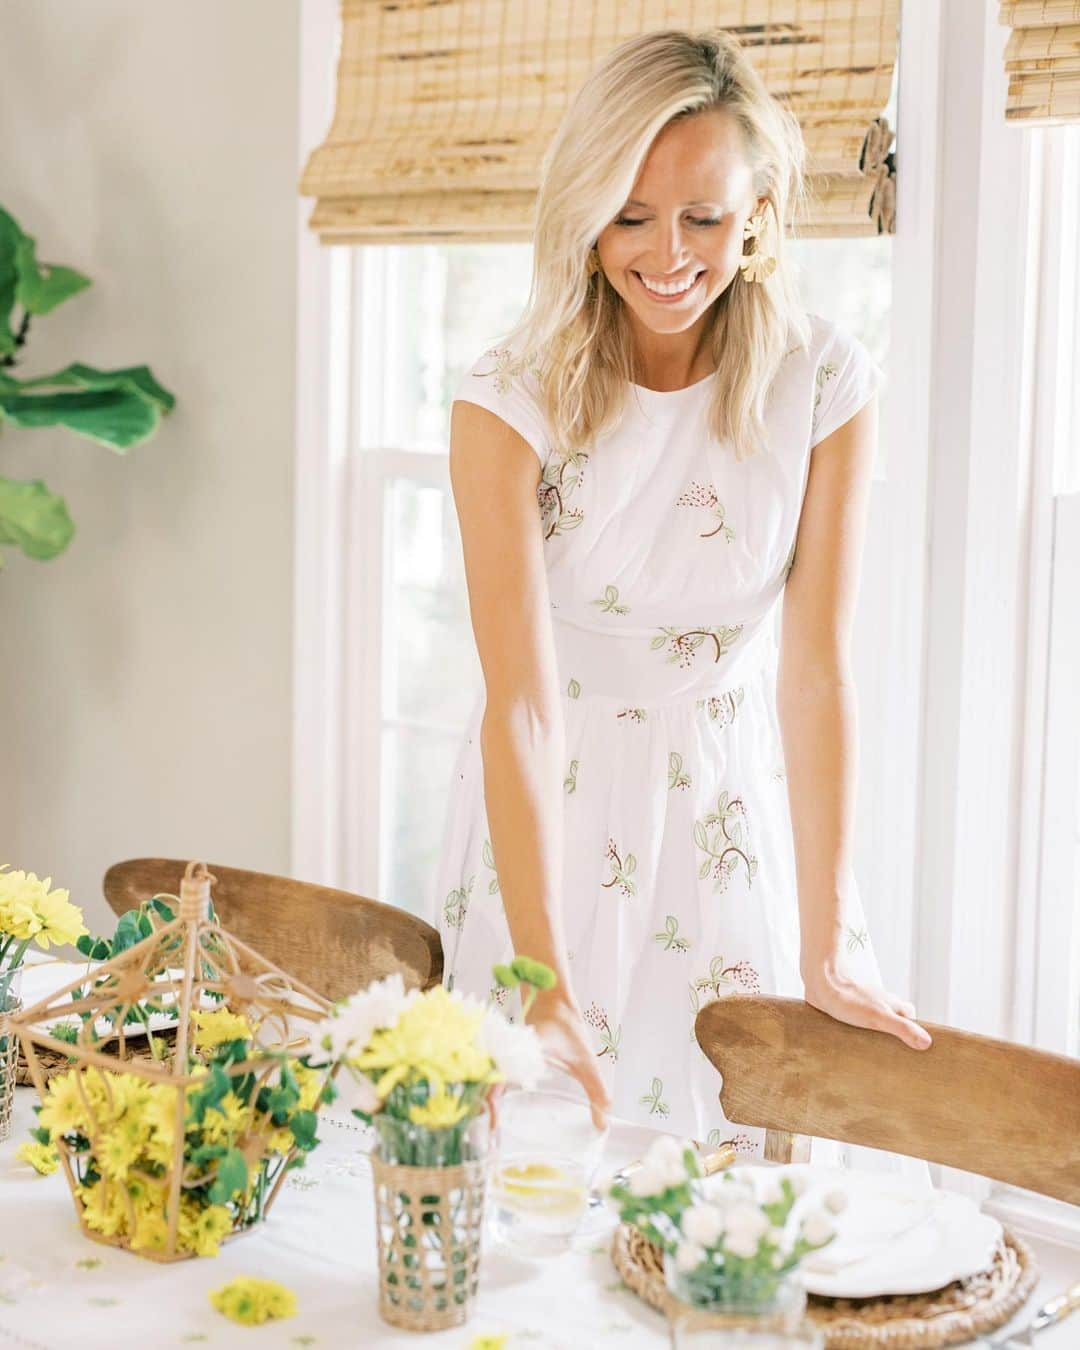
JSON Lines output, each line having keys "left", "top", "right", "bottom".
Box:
{"left": 10, "top": 862, "right": 335, "bottom": 1262}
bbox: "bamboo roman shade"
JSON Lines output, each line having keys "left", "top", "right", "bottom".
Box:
{"left": 301, "top": 1, "right": 899, "bottom": 245}
{"left": 999, "top": 2, "right": 1080, "bottom": 124}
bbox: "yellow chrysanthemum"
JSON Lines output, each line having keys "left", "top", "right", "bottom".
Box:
{"left": 179, "top": 1200, "right": 234, "bottom": 1257}
{"left": 408, "top": 1086, "right": 470, "bottom": 1129}
{"left": 209, "top": 1277, "right": 297, "bottom": 1326}
{"left": 77, "top": 1181, "right": 128, "bottom": 1238}
{"left": 129, "top": 1206, "right": 170, "bottom": 1253}
{"left": 38, "top": 1068, "right": 89, "bottom": 1140}
{"left": 263, "top": 1125, "right": 296, "bottom": 1156}
{"left": 468, "top": 1337, "right": 509, "bottom": 1350}
{"left": 197, "top": 1091, "right": 251, "bottom": 1146}
{"left": 293, "top": 1062, "right": 325, "bottom": 1112}
{"left": 96, "top": 1123, "right": 142, "bottom": 1181}
{"left": 16, "top": 1140, "right": 59, "bottom": 1174}
{"left": 30, "top": 884, "right": 88, "bottom": 949}
{"left": 354, "top": 985, "right": 495, "bottom": 1099}
{"left": 191, "top": 1007, "right": 253, "bottom": 1050}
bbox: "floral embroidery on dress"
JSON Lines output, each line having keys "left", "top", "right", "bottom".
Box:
{"left": 617, "top": 707, "right": 647, "bottom": 723}
{"left": 690, "top": 954, "right": 762, "bottom": 1004}
{"left": 653, "top": 914, "right": 690, "bottom": 952}
{"left": 474, "top": 345, "right": 542, "bottom": 396}
{"left": 676, "top": 481, "right": 735, "bottom": 542}
{"left": 693, "top": 792, "right": 758, "bottom": 891}
{"left": 640, "top": 1077, "right": 670, "bottom": 1117}
{"left": 584, "top": 1002, "right": 622, "bottom": 1060}
{"left": 845, "top": 925, "right": 869, "bottom": 952}
{"left": 443, "top": 875, "right": 475, "bottom": 929}
{"left": 567, "top": 676, "right": 581, "bottom": 699}
{"left": 652, "top": 624, "right": 743, "bottom": 668}
{"left": 813, "top": 360, "right": 838, "bottom": 411}
{"left": 707, "top": 1128, "right": 757, "bottom": 1157}
{"left": 668, "top": 752, "right": 692, "bottom": 791}
{"left": 696, "top": 686, "right": 744, "bottom": 728}
{"left": 591, "top": 583, "right": 630, "bottom": 614}
{"left": 564, "top": 758, "right": 579, "bottom": 794}
{"left": 481, "top": 838, "right": 500, "bottom": 895}
{"left": 602, "top": 838, "right": 637, "bottom": 897}
{"left": 538, "top": 449, "right": 589, "bottom": 539}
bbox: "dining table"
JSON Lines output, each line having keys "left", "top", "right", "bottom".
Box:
{"left": 1, "top": 971, "right": 1078, "bottom": 1350}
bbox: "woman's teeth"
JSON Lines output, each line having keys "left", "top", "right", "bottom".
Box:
{"left": 635, "top": 270, "right": 704, "bottom": 298}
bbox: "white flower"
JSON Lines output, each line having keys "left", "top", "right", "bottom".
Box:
{"left": 759, "top": 1178, "right": 785, "bottom": 1206}
{"left": 700, "top": 1173, "right": 756, "bottom": 1207}
{"left": 310, "top": 973, "right": 415, "bottom": 1061}
{"left": 675, "top": 1241, "right": 707, "bottom": 1273}
{"left": 801, "top": 1210, "right": 835, "bottom": 1246}
{"left": 477, "top": 1009, "right": 546, "bottom": 1088}
{"left": 824, "top": 1189, "right": 848, "bottom": 1214}
{"left": 680, "top": 1203, "right": 724, "bottom": 1247}
{"left": 628, "top": 1163, "right": 666, "bottom": 1198}
{"left": 786, "top": 1171, "right": 809, "bottom": 1198}
{"left": 642, "top": 1135, "right": 692, "bottom": 1189}
{"left": 722, "top": 1203, "right": 770, "bottom": 1259}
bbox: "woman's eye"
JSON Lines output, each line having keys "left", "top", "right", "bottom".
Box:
{"left": 613, "top": 215, "right": 721, "bottom": 227}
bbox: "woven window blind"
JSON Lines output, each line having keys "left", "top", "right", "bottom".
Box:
{"left": 999, "top": 1, "right": 1080, "bottom": 124}
{"left": 300, "top": 0, "right": 899, "bottom": 245}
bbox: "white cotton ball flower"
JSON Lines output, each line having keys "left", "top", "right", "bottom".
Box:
{"left": 824, "top": 1189, "right": 849, "bottom": 1215}
{"left": 784, "top": 1170, "right": 809, "bottom": 1198}
{"left": 680, "top": 1203, "right": 724, "bottom": 1247}
{"left": 759, "top": 1177, "right": 785, "bottom": 1207}
{"left": 476, "top": 1009, "right": 545, "bottom": 1089}
{"left": 722, "top": 1203, "right": 770, "bottom": 1259}
{"left": 643, "top": 1135, "right": 692, "bottom": 1189}
{"left": 675, "top": 1241, "right": 707, "bottom": 1274}
{"left": 628, "top": 1163, "right": 666, "bottom": 1198}
{"left": 801, "top": 1210, "right": 836, "bottom": 1246}
{"left": 700, "top": 1173, "right": 755, "bottom": 1207}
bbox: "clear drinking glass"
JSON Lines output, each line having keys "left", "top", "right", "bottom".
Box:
{"left": 670, "top": 1313, "right": 823, "bottom": 1349}
{"left": 489, "top": 1086, "right": 609, "bottom": 1257}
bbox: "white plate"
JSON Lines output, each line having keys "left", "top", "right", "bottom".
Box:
{"left": 18, "top": 957, "right": 178, "bottom": 1041}
{"left": 724, "top": 1165, "right": 1002, "bottom": 1299}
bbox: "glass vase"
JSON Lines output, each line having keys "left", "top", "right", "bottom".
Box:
{"left": 370, "top": 1112, "right": 490, "bottom": 1331}
{"left": 0, "top": 963, "right": 23, "bottom": 1142}
{"left": 666, "top": 1263, "right": 820, "bottom": 1345}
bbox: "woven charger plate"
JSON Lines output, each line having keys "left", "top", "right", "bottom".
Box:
{"left": 611, "top": 1222, "right": 1039, "bottom": 1349}
{"left": 15, "top": 1026, "right": 179, "bottom": 1087}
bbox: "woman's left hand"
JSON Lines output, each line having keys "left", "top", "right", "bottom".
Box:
{"left": 802, "top": 961, "right": 933, "bottom": 1051}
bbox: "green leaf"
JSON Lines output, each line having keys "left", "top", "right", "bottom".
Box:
{"left": 492, "top": 964, "right": 520, "bottom": 990}
{"left": 692, "top": 821, "right": 709, "bottom": 851}
{"left": 208, "top": 1147, "right": 248, "bottom": 1204}
{"left": 76, "top": 934, "right": 112, "bottom": 961}
{"left": 111, "top": 910, "right": 148, "bottom": 955}
{"left": 13, "top": 235, "right": 91, "bottom": 317}
{"left": 0, "top": 476, "right": 74, "bottom": 561}
{"left": 289, "top": 1108, "right": 319, "bottom": 1152}
{"left": 0, "top": 386, "right": 160, "bottom": 451}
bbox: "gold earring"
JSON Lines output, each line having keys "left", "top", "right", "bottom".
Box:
{"left": 739, "top": 210, "right": 777, "bottom": 283}
{"left": 585, "top": 246, "right": 601, "bottom": 277}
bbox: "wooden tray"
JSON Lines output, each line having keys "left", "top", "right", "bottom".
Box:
{"left": 612, "top": 1221, "right": 1039, "bottom": 1349}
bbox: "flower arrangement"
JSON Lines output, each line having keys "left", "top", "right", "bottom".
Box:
{"left": 10, "top": 861, "right": 336, "bottom": 1262}
{"left": 209, "top": 1277, "right": 297, "bottom": 1326}
{"left": 610, "top": 1136, "right": 845, "bottom": 1310}
{"left": 24, "top": 1006, "right": 330, "bottom": 1256}
{"left": 0, "top": 865, "right": 87, "bottom": 977}
{"left": 306, "top": 955, "right": 551, "bottom": 1166}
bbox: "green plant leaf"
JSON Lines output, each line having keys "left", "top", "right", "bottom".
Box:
{"left": 0, "top": 385, "right": 159, "bottom": 451}
{"left": 289, "top": 1109, "right": 319, "bottom": 1152}
{"left": 0, "top": 476, "right": 75, "bottom": 561}
{"left": 509, "top": 955, "right": 556, "bottom": 990}
{"left": 13, "top": 236, "right": 91, "bottom": 317}
{"left": 208, "top": 1147, "right": 248, "bottom": 1204}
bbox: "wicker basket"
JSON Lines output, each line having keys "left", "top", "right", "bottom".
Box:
{"left": 0, "top": 998, "right": 19, "bottom": 1143}
{"left": 370, "top": 1153, "right": 486, "bottom": 1332}
{"left": 612, "top": 1221, "right": 1040, "bottom": 1350}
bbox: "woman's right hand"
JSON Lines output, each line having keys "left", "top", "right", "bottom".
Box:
{"left": 525, "top": 992, "right": 612, "bottom": 1130}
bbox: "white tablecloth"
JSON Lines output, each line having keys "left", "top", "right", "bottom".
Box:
{"left": 1, "top": 1088, "right": 1077, "bottom": 1349}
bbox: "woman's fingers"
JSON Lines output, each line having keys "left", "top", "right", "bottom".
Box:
{"left": 813, "top": 979, "right": 933, "bottom": 1051}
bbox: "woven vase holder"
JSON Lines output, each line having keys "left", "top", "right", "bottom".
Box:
{"left": 612, "top": 1222, "right": 1040, "bottom": 1350}
{"left": 370, "top": 1153, "right": 486, "bottom": 1332}
{"left": 0, "top": 1000, "right": 20, "bottom": 1143}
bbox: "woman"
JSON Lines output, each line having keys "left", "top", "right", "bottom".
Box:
{"left": 430, "top": 29, "right": 931, "bottom": 1152}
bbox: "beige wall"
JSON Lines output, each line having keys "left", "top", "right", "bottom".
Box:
{"left": 0, "top": 3, "right": 299, "bottom": 934}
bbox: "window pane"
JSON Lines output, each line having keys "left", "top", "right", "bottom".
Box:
{"left": 380, "top": 723, "right": 462, "bottom": 915}
{"left": 384, "top": 476, "right": 481, "bottom": 728}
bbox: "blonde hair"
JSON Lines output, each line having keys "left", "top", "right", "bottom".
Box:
{"left": 508, "top": 29, "right": 812, "bottom": 461}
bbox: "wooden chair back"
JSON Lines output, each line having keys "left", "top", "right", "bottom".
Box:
{"left": 695, "top": 995, "right": 1080, "bottom": 1204}
{"left": 103, "top": 858, "right": 443, "bottom": 1004}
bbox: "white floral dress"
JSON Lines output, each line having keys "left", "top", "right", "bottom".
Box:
{"left": 431, "top": 313, "right": 890, "bottom": 1160}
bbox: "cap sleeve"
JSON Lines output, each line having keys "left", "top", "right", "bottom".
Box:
{"left": 452, "top": 342, "right": 549, "bottom": 464}
{"left": 810, "top": 326, "right": 884, "bottom": 448}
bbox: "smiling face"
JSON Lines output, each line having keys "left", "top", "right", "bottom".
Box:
{"left": 595, "top": 107, "right": 764, "bottom": 349}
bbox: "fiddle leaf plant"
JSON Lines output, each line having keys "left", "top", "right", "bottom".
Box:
{"left": 0, "top": 205, "right": 176, "bottom": 564}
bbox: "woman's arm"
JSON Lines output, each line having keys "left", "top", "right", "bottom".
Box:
{"left": 777, "top": 396, "right": 931, "bottom": 1052}
{"left": 449, "top": 399, "right": 612, "bottom": 1121}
